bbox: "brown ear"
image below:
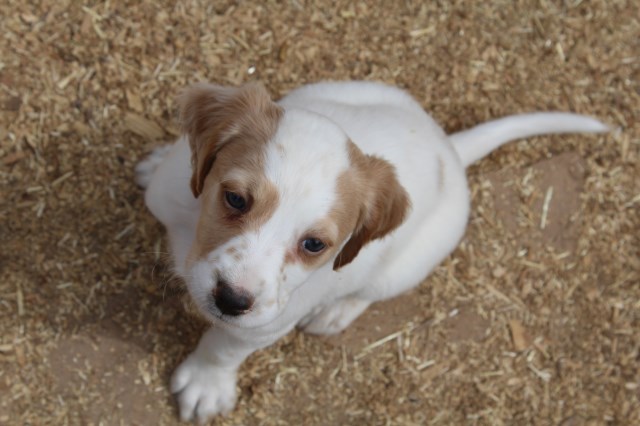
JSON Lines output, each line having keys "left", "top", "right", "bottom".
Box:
{"left": 178, "top": 82, "right": 282, "bottom": 197}
{"left": 333, "top": 148, "right": 411, "bottom": 270}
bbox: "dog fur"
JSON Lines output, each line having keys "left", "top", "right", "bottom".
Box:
{"left": 136, "top": 81, "right": 607, "bottom": 422}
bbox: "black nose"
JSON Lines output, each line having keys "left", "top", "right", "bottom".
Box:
{"left": 213, "top": 280, "right": 254, "bottom": 316}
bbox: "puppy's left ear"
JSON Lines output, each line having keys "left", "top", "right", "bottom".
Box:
{"left": 333, "top": 146, "right": 410, "bottom": 270}
{"left": 179, "top": 82, "right": 282, "bottom": 197}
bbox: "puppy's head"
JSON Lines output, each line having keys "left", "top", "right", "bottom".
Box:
{"left": 180, "top": 83, "right": 409, "bottom": 328}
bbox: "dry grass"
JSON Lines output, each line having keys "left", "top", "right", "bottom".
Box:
{"left": 1, "top": 1, "right": 638, "bottom": 425}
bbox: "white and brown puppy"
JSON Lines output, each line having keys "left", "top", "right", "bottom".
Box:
{"left": 136, "top": 81, "right": 607, "bottom": 422}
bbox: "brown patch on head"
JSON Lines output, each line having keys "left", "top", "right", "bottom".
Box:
{"left": 332, "top": 142, "right": 411, "bottom": 270}
{"left": 178, "top": 82, "right": 283, "bottom": 197}
{"left": 179, "top": 82, "right": 284, "bottom": 262}
{"left": 189, "top": 150, "right": 280, "bottom": 261}
{"left": 281, "top": 140, "right": 410, "bottom": 272}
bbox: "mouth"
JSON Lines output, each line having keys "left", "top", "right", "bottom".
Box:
{"left": 195, "top": 293, "right": 286, "bottom": 331}
{"left": 186, "top": 273, "right": 283, "bottom": 329}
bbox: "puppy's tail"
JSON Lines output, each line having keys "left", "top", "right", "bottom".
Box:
{"left": 449, "top": 112, "right": 610, "bottom": 168}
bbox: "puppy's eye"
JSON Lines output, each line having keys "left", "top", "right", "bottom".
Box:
{"left": 302, "top": 238, "right": 326, "bottom": 253}
{"left": 225, "top": 191, "right": 247, "bottom": 211}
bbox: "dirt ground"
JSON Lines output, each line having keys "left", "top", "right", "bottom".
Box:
{"left": 1, "top": 1, "right": 638, "bottom": 425}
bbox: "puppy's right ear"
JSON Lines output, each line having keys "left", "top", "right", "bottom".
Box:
{"left": 333, "top": 143, "right": 411, "bottom": 270}
{"left": 179, "top": 83, "right": 282, "bottom": 197}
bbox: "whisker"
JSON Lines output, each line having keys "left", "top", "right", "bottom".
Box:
{"left": 119, "top": 251, "right": 172, "bottom": 255}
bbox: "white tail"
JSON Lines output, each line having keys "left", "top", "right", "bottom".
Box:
{"left": 449, "top": 112, "right": 610, "bottom": 167}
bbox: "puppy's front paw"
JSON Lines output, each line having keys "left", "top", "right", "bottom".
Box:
{"left": 171, "top": 355, "right": 238, "bottom": 423}
{"left": 135, "top": 145, "right": 172, "bottom": 188}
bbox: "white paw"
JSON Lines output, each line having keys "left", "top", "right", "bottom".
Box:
{"left": 300, "top": 298, "right": 370, "bottom": 335}
{"left": 171, "top": 354, "right": 238, "bottom": 423}
{"left": 135, "top": 145, "right": 172, "bottom": 188}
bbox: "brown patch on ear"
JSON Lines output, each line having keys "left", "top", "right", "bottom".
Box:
{"left": 178, "top": 82, "right": 283, "bottom": 197}
{"left": 333, "top": 142, "right": 410, "bottom": 270}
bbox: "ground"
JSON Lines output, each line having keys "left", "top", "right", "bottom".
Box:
{"left": 1, "top": 1, "right": 639, "bottom": 425}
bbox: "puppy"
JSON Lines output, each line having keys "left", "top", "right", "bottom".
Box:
{"left": 136, "top": 81, "right": 607, "bottom": 422}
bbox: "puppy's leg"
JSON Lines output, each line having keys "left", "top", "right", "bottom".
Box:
{"left": 299, "top": 297, "right": 370, "bottom": 335}
{"left": 135, "top": 145, "right": 172, "bottom": 188}
{"left": 171, "top": 327, "right": 284, "bottom": 423}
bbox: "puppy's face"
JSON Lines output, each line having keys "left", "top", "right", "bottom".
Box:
{"left": 180, "top": 83, "right": 409, "bottom": 329}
